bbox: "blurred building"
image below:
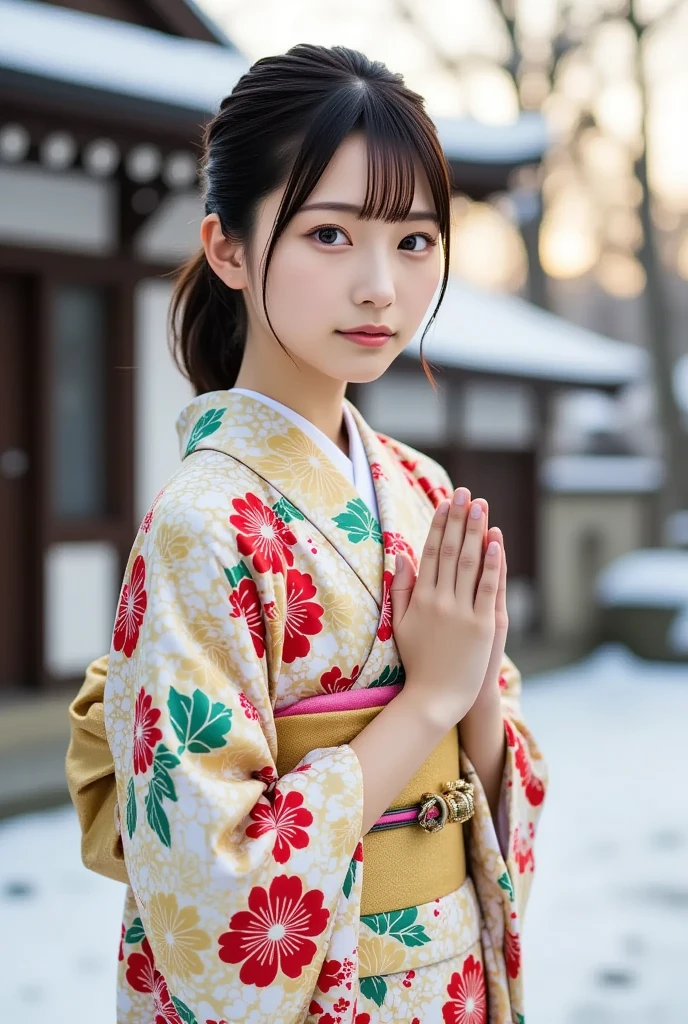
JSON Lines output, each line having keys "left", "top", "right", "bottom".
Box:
{"left": 0, "top": 0, "right": 654, "bottom": 703}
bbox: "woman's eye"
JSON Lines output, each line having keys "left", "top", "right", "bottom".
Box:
{"left": 312, "top": 226, "right": 349, "bottom": 246}
{"left": 399, "top": 234, "right": 433, "bottom": 252}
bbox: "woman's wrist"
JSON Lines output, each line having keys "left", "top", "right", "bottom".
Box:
{"left": 397, "top": 682, "right": 471, "bottom": 736}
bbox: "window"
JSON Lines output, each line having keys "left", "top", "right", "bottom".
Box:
{"left": 50, "top": 285, "right": 108, "bottom": 518}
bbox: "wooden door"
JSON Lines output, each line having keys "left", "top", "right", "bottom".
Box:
{"left": 0, "top": 274, "right": 37, "bottom": 690}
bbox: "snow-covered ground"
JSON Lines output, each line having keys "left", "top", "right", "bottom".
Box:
{"left": 1, "top": 645, "right": 686, "bottom": 1024}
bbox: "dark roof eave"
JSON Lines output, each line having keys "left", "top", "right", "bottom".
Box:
{"left": 0, "top": 66, "right": 212, "bottom": 138}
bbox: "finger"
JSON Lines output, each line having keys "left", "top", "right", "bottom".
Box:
{"left": 390, "top": 552, "right": 416, "bottom": 626}
{"left": 416, "top": 499, "right": 450, "bottom": 589}
{"left": 474, "top": 537, "right": 501, "bottom": 617}
{"left": 455, "top": 499, "right": 487, "bottom": 600}
{"left": 477, "top": 524, "right": 500, "bottom": 600}
{"left": 494, "top": 529, "right": 508, "bottom": 629}
{"left": 437, "top": 488, "right": 470, "bottom": 592}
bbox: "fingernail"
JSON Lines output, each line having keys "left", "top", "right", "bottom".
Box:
{"left": 438, "top": 499, "right": 450, "bottom": 514}
{"left": 395, "top": 553, "right": 404, "bottom": 572}
{"left": 487, "top": 540, "right": 499, "bottom": 555}
{"left": 470, "top": 503, "right": 482, "bottom": 519}
{"left": 453, "top": 489, "right": 466, "bottom": 506}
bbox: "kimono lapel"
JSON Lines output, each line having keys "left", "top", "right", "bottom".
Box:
{"left": 176, "top": 391, "right": 385, "bottom": 607}
{"left": 345, "top": 398, "right": 436, "bottom": 581}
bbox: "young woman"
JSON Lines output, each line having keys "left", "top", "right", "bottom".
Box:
{"left": 66, "top": 44, "right": 546, "bottom": 1024}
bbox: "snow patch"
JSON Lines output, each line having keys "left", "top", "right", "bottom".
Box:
{"left": 595, "top": 549, "right": 688, "bottom": 608}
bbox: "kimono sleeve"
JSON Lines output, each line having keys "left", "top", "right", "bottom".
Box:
{"left": 460, "top": 653, "right": 547, "bottom": 1005}
{"left": 66, "top": 655, "right": 128, "bottom": 884}
{"left": 104, "top": 493, "right": 364, "bottom": 1024}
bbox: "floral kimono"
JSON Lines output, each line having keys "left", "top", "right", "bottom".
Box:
{"left": 70, "top": 390, "right": 546, "bottom": 1024}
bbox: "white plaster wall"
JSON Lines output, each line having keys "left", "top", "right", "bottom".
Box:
{"left": 134, "top": 278, "right": 195, "bottom": 524}
{"left": 44, "top": 542, "right": 119, "bottom": 677}
{"left": 358, "top": 372, "right": 447, "bottom": 443}
{"left": 454, "top": 380, "right": 536, "bottom": 450}
{"left": 135, "top": 192, "right": 204, "bottom": 264}
{"left": 0, "top": 164, "right": 115, "bottom": 253}
{"left": 540, "top": 494, "right": 647, "bottom": 637}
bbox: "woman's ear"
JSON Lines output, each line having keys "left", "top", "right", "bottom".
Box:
{"left": 200, "top": 213, "right": 247, "bottom": 291}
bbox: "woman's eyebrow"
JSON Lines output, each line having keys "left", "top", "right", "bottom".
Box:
{"left": 299, "top": 201, "right": 439, "bottom": 224}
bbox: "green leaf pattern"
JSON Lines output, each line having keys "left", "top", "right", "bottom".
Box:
{"left": 342, "top": 855, "right": 357, "bottom": 900}
{"left": 171, "top": 997, "right": 198, "bottom": 1024}
{"left": 145, "top": 746, "right": 179, "bottom": 848}
{"left": 125, "top": 917, "right": 146, "bottom": 945}
{"left": 125, "top": 776, "right": 137, "bottom": 839}
{"left": 168, "top": 686, "right": 232, "bottom": 755}
{"left": 183, "top": 407, "right": 226, "bottom": 458}
{"left": 361, "top": 906, "right": 431, "bottom": 948}
{"left": 332, "top": 498, "right": 382, "bottom": 544}
{"left": 272, "top": 496, "right": 305, "bottom": 524}
{"left": 498, "top": 870, "right": 515, "bottom": 902}
{"left": 224, "top": 560, "right": 252, "bottom": 590}
{"left": 360, "top": 974, "right": 387, "bottom": 1007}
{"left": 369, "top": 664, "right": 406, "bottom": 688}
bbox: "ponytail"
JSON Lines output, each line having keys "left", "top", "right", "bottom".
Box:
{"left": 168, "top": 249, "right": 247, "bottom": 396}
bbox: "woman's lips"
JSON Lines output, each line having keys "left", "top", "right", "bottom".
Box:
{"left": 336, "top": 330, "right": 393, "bottom": 348}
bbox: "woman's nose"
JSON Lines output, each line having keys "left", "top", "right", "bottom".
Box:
{"left": 351, "top": 257, "right": 395, "bottom": 308}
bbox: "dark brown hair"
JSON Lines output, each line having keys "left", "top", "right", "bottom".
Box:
{"left": 169, "top": 44, "right": 452, "bottom": 395}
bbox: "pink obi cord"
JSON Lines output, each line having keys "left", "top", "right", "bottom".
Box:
{"left": 274, "top": 683, "right": 437, "bottom": 831}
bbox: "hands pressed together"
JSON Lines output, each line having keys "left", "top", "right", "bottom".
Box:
{"left": 390, "top": 487, "right": 509, "bottom": 729}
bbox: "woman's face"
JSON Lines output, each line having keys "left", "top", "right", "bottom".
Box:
{"left": 230, "top": 133, "right": 443, "bottom": 386}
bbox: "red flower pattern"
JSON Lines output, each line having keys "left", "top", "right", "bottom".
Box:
{"left": 245, "top": 787, "right": 313, "bottom": 863}
{"left": 512, "top": 823, "right": 535, "bottom": 874}
{"left": 383, "top": 531, "right": 418, "bottom": 570}
{"left": 229, "top": 576, "right": 267, "bottom": 659}
{"left": 320, "top": 664, "right": 360, "bottom": 693}
{"left": 370, "top": 462, "right": 386, "bottom": 480}
{"left": 132, "top": 687, "right": 162, "bottom": 775}
{"left": 377, "top": 569, "right": 394, "bottom": 641}
{"left": 504, "top": 926, "right": 521, "bottom": 979}
{"left": 441, "top": 954, "right": 487, "bottom": 1024}
{"left": 218, "top": 875, "right": 329, "bottom": 986}
{"left": 125, "top": 937, "right": 182, "bottom": 1023}
{"left": 118, "top": 922, "right": 125, "bottom": 961}
{"left": 317, "top": 958, "right": 344, "bottom": 993}
{"left": 140, "top": 488, "right": 165, "bottom": 534}
{"left": 252, "top": 765, "right": 277, "bottom": 795}
{"left": 113, "top": 555, "right": 147, "bottom": 658}
{"left": 238, "top": 692, "right": 260, "bottom": 721}
{"left": 282, "top": 570, "right": 324, "bottom": 663}
{"left": 505, "top": 720, "right": 545, "bottom": 807}
{"left": 230, "top": 492, "right": 297, "bottom": 574}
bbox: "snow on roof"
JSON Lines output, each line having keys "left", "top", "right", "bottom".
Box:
{"left": 0, "top": 0, "right": 248, "bottom": 115}
{"left": 1, "top": 0, "right": 547, "bottom": 167}
{"left": 541, "top": 456, "right": 664, "bottom": 494}
{"left": 596, "top": 549, "right": 688, "bottom": 608}
{"left": 434, "top": 113, "right": 549, "bottom": 165}
{"left": 407, "top": 279, "right": 648, "bottom": 387}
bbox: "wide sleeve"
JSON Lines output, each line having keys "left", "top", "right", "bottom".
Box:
{"left": 105, "top": 491, "right": 364, "bottom": 1024}
{"left": 66, "top": 655, "right": 128, "bottom": 884}
{"left": 460, "top": 653, "right": 547, "bottom": 1012}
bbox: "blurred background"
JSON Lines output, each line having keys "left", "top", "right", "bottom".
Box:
{"left": 0, "top": 0, "right": 687, "bottom": 1020}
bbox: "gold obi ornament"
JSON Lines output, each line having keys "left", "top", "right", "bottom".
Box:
{"left": 274, "top": 697, "right": 474, "bottom": 917}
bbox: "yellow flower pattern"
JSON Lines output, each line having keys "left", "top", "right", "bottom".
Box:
{"left": 148, "top": 892, "right": 211, "bottom": 979}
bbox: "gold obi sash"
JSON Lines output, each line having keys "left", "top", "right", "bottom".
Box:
{"left": 274, "top": 686, "right": 473, "bottom": 917}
